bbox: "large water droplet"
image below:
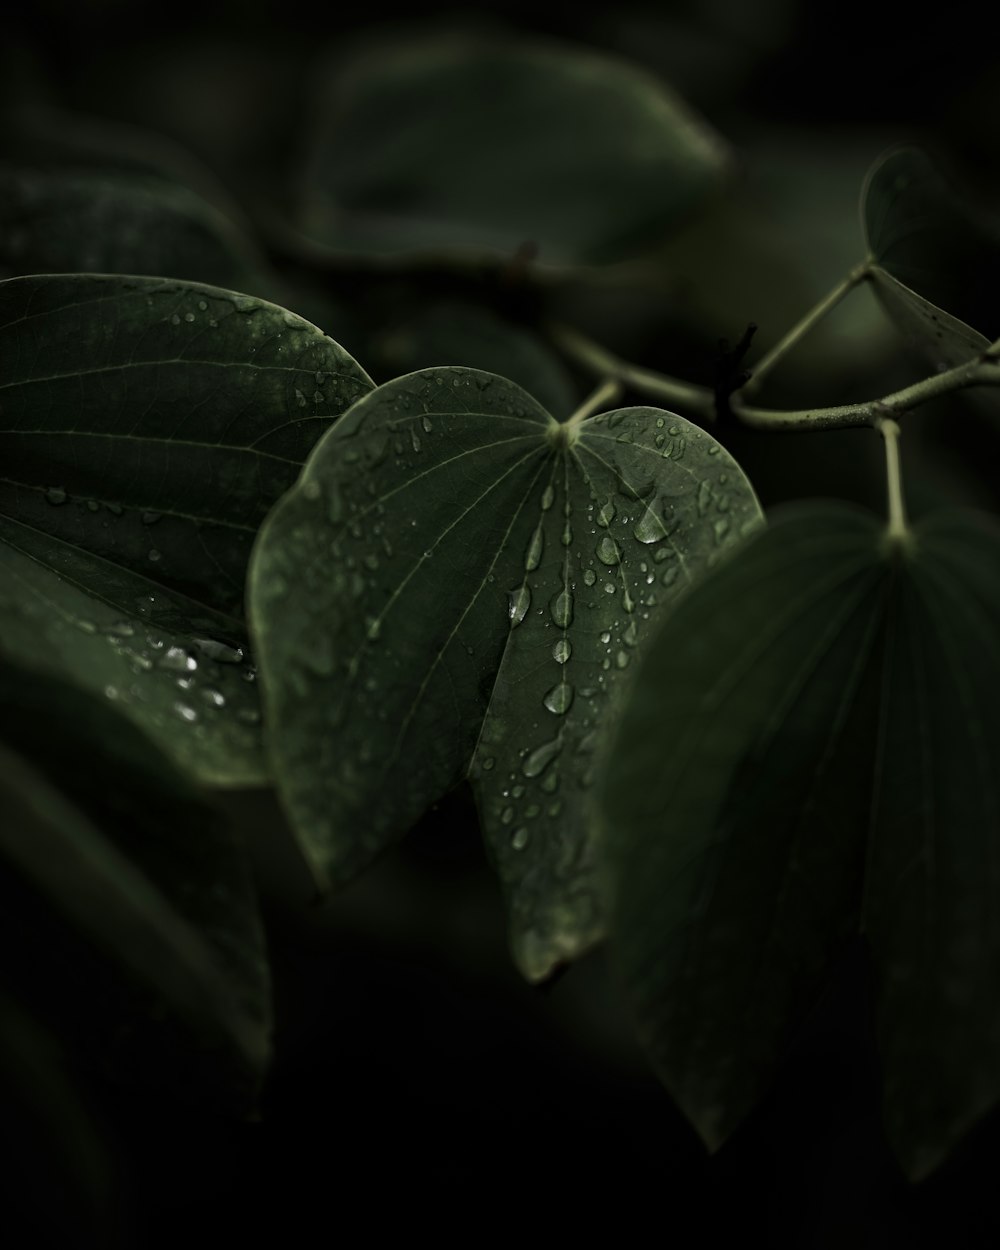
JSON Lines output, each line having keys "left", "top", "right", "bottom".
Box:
{"left": 511, "top": 827, "right": 529, "bottom": 850}
{"left": 544, "top": 681, "right": 574, "bottom": 715}
{"left": 522, "top": 737, "right": 562, "bottom": 777}
{"left": 160, "top": 646, "right": 196, "bottom": 673}
{"left": 597, "top": 535, "right": 621, "bottom": 565}
{"left": 525, "top": 522, "right": 545, "bottom": 571}
{"left": 552, "top": 638, "right": 571, "bottom": 664}
{"left": 550, "top": 589, "right": 573, "bottom": 628}
{"left": 634, "top": 502, "right": 668, "bottom": 544}
{"left": 541, "top": 484, "right": 555, "bottom": 511}
{"left": 623, "top": 620, "right": 639, "bottom": 647}
{"left": 583, "top": 569, "right": 596, "bottom": 587}
{"left": 509, "top": 584, "right": 531, "bottom": 627}
{"left": 192, "top": 638, "right": 244, "bottom": 664}
{"left": 597, "top": 499, "right": 616, "bottom": 528}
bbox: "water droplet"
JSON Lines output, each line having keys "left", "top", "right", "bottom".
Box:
{"left": 365, "top": 617, "right": 382, "bottom": 641}
{"left": 148, "top": 549, "right": 161, "bottom": 562}
{"left": 410, "top": 429, "right": 421, "bottom": 453}
{"left": 501, "top": 805, "right": 515, "bottom": 825}
{"left": 511, "top": 827, "right": 529, "bottom": 851}
{"left": 597, "top": 535, "right": 621, "bottom": 565}
{"left": 160, "top": 646, "right": 196, "bottom": 672}
{"left": 623, "top": 620, "right": 639, "bottom": 647}
{"left": 45, "top": 486, "right": 67, "bottom": 505}
{"left": 313, "top": 391, "right": 326, "bottom": 405}
{"left": 184, "top": 312, "right": 195, "bottom": 323}
{"left": 541, "top": 771, "right": 559, "bottom": 794}
{"left": 597, "top": 499, "right": 616, "bottom": 528}
{"left": 550, "top": 589, "right": 573, "bottom": 628}
{"left": 525, "top": 522, "right": 545, "bottom": 571}
{"left": 192, "top": 638, "right": 244, "bottom": 663}
{"left": 174, "top": 702, "right": 198, "bottom": 722}
{"left": 104, "top": 620, "right": 135, "bottom": 637}
{"left": 198, "top": 300, "right": 208, "bottom": 312}
{"left": 544, "top": 682, "right": 574, "bottom": 715}
{"left": 615, "top": 650, "right": 630, "bottom": 669}
{"left": 421, "top": 415, "right": 433, "bottom": 433}
{"left": 86, "top": 499, "right": 100, "bottom": 512}
{"left": 552, "top": 638, "right": 571, "bottom": 664}
{"left": 697, "top": 480, "right": 712, "bottom": 515}
{"left": 713, "top": 517, "right": 730, "bottom": 544}
{"left": 104, "top": 684, "right": 118, "bottom": 700}
{"left": 661, "top": 565, "right": 679, "bottom": 587}
{"left": 583, "top": 569, "right": 596, "bottom": 587}
{"left": 600, "top": 631, "right": 612, "bottom": 645}
{"left": 201, "top": 687, "right": 226, "bottom": 708}
{"left": 509, "top": 584, "right": 531, "bottom": 627}
{"left": 482, "top": 757, "right": 495, "bottom": 771}
{"left": 541, "top": 484, "right": 555, "bottom": 511}
{"left": 141, "top": 510, "right": 162, "bottom": 525}
{"left": 561, "top": 520, "right": 573, "bottom": 547}
{"left": 634, "top": 502, "right": 668, "bottom": 544}
{"left": 622, "top": 587, "right": 636, "bottom": 613}
{"left": 294, "top": 388, "right": 307, "bottom": 408}
{"left": 170, "top": 313, "right": 180, "bottom": 326}
{"left": 522, "top": 737, "right": 562, "bottom": 777}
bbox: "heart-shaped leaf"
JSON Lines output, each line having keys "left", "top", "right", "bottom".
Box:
{"left": 862, "top": 147, "right": 1000, "bottom": 368}
{"left": 0, "top": 661, "right": 272, "bottom": 1107}
{"left": 298, "top": 34, "right": 729, "bottom": 267}
{"left": 599, "top": 503, "right": 1000, "bottom": 1179}
{"left": 0, "top": 273, "right": 373, "bottom": 781}
{"left": 248, "top": 367, "right": 761, "bottom": 979}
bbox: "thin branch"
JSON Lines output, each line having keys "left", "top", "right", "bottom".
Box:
{"left": 740, "top": 263, "right": 872, "bottom": 397}
{"left": 565, "top": 377, "right": 622, "bottom": 429}
{"left": 549, "top": 322, "right": 716, "bottom": 419}
{"left": 734, "top": 345, "right": 1000, "bottom": 430}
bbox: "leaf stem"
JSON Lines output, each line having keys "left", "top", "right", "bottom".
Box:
{"left": 739, "top": 263, "right": 871, "bottom": 397}
{"left": 878, "top": 416, "right": 908, "bottom": 540}
{"left": 549, "top": 323, "right": 716, "bottom": 419}
{"left": 565, "top": 377, "right": 623, "bottom": 428}
{"left": 554, "top": 318, "right": 1000, "bottom": 433}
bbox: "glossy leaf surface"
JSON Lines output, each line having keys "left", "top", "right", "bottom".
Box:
{"left": 249, "top": 367, "right": 761, "bottom": 979}
{"left": 0, "top": 273, "right": 373, "bottom": 781}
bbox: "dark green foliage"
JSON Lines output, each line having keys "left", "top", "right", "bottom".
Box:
{"left": 2, "top": 20, "right": 1000, "bottom": 1232}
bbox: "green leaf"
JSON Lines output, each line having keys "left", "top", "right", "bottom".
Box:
{"left": 862, "top": 147, "right": 1000, "bottom": 367}
{"left": 370, "top": 300, "right": 577, "bottom": 417}
{"left": 0, "top": 164, "right": 267, "bottom": 291}
{"left": 866, "top": 512, "right": 1000, "bottom": 1178}
{"left": 298, "top": 34, "right": 729, "bottom": 267}
{"left": 248, "top": 367, "right": 761, "bottom": 979}
{"left": 599, "top": 504, "right": 1000, "bottom": 1179}
{"left": 0, "top": 664, "right": 271, "bottom": 1105}
{"left": 0, "top": 273, "right": 373, "bottom": 782}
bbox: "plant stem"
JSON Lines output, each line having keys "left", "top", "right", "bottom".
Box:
{"left": 740, "top": 263, "right": 871, "bottom": 397}
{"left": 878, "top": 416, "right": 908, "bottom": 540}
{"left": 549, "top": 323, "right": 716, "bottom": 419}
{"left": 566, "top": 376, "right": 622, "bottom": 428}
{"left": 734, "top": 345, "right": 1000, "bottom": 430}
{"left": 555, "top": 318, "right": 1000, "bottom": 433}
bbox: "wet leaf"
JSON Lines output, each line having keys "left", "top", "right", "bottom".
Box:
{"left": 249, "top": 367, "right": 761, "bottom": 980}
{"left": 599, "top": 504, "right": 1000, "bottom": 1179}
{"left": 0, "top": 663, "right": 271, "bottom": 1107}
{"left": 0, "top": 273, "right": 373, "bottom": 782}
{"left": 298, "top": 34, "right": 729, "bottom": 267}
{"left": 862, "top": 147, "right": 1000, "bottom": 367}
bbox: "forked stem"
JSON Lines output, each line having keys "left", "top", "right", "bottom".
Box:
{"left": 740, "top": 263, "right": 871, "bottom": 397}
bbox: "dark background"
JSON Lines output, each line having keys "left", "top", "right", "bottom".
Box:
{"left": 3, "top": 1, "right": 1000, "bottom": 1244}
